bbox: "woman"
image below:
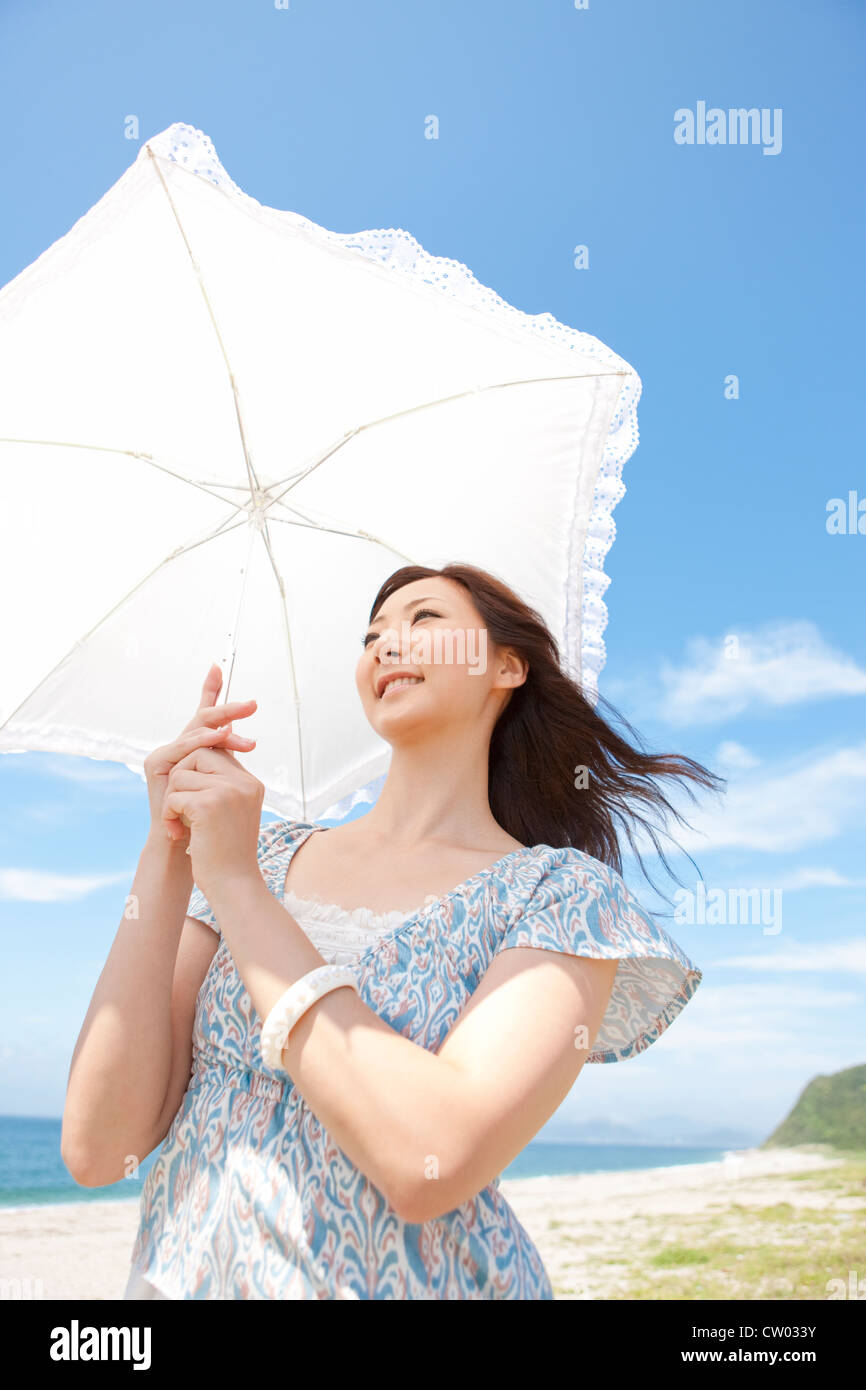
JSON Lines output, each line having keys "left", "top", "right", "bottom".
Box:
{"left": 61, "top": 561, "right": 721, "bottom": 1299}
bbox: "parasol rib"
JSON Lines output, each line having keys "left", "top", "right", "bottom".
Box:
{"left": 0, "top": 433, "right": 413, "bottom": 549}
{"left": 256, "top": 518, "right": 308, "bottom": 816}
{"left": 0, "top": 437, "right": 257, "bottom": 511}
{"left": 265, "top": 511, "right": 419, "bottom": 561}
{"left": 0, "top": 515, "right": 251, "bottom": 735}
{"left": 145, "top": 142, "right": 260, "bottom": 508}
{"left": 265, "top": 370, "right": 628, "bottom": 504}
{"left": 0, "top": 437, "right": 371, "bottom": 537}
{"left": 220, "top": 522, "right": 258, "bottom": 711}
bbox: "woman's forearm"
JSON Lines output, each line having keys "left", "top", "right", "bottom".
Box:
{"left": 206, "top": 873, "right": 466, "bottom": 1221}
{"left": 61, "top": 833, "right": 194, "bottom": 1182}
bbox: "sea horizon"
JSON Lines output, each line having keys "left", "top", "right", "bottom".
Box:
{"left": 0, "top": 1114, "right": 749, "bottom": 1211}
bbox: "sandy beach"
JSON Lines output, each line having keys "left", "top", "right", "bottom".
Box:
{"left": 0, "top": 1146, "right": 860, "bottom": 1300}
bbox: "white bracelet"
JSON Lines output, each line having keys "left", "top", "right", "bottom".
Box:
{"left": 260, "top": 965, "right": 360, "bottom": 1070}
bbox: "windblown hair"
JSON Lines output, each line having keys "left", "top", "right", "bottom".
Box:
{"left": 368, "top": 562, "right": 724, "bottom": 896}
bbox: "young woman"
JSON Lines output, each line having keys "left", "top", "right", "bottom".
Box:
{"left": 62, "top": 561, "right": 721, "bottom": 1300}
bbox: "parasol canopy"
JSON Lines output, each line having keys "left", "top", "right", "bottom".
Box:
{"left": 0, "top": 122, "right": 641, "bottom": 821}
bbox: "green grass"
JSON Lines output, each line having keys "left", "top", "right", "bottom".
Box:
{"left": 650, "top": 1245, "right": 713, "bottom": 1268}
{"left": 549, "top": 1151, "right": 866, "bottom": 1301}
{"left": 620, "top": 1213, "right": 866, "bottom": 1300}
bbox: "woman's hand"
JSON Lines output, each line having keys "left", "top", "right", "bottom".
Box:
{"left": 159, "top": 668, "right": 265, "bottom": 900}
{"left": 143, "top": 663, "right": 258, "bottom": 849}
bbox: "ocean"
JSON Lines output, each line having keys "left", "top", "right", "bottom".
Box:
{"left": 0, "top": 1114, "right": 732, "bottom": 1209}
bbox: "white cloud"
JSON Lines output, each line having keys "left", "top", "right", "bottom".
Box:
{"left": 713, "top": 940, "right": 866, "bottom": 975}
{"left": 651, "top": 980, "right": 862, "bottom": 1058}
{"left": 20, "top": 804, "right": 77, "bottom": 824}
{"left": 0, "top": 752, "right": 140, "bottom": 786}
{"left": 715, "top": 741, "right": 761, "bottom": 770}
{"left": 774, "top": 868, "right": 866, "bottom": 891}
{"left": 34, "top": 755, "right": 139, "bottom": 785}
{"left": 654, "top": 621, "right": 866, "bottom": 724}
{"left": 692, "top": 981, "right": 861, "bottom": 1012}
{"left": 0, "top": 867, "right": 133, "bottom": 902}
{"left": 671, "top": 743, "right": 866, "bottom": 853}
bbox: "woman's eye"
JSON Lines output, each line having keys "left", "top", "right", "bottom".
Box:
{"left": 361, "top": 608, "right": 441, "bottom": 648}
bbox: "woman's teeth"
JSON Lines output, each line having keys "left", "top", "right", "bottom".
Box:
{"left": 381, "top": 677, "right": 423, "bottom": 697}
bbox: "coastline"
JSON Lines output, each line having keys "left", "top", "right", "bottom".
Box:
{"left": 0, "top": 1146, "right": 853, "bottom": 1299}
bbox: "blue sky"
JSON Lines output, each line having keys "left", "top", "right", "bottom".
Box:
{"left": 0, "top": 0, "right": 863, "bottom": 1143}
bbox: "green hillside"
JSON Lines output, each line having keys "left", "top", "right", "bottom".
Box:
{"left": 763, "top": 1062, "right": 866, "bottom": 1149}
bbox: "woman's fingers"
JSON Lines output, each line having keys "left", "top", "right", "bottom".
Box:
{"left": 166, "top": 769, "right": 220, "bottom": 793}
{"left": 198, "top": 663, "right": 223, "bottom": 712}
{"left": 163, "top": 792, "right": 191, "bottom": 838}
{"left": 171, "top": 733, "right": 253, "bottom": 780}
{"left": 148, "top": 724, "right": 255, "bottom": 781}
{"left": 178, "top": 724, "right": 255, "bottom": 757}
{"left": 220, "top": 731, "right": 257, "bottom": 751}
{"left": 154, "top": 724, "right": 255, "bottom": 780}
{"left": 144, "top": 675, "right": 258, "bottom": 798}
{"left": 162, "top": 770, "right": 215, "bottom": 838}
{"left": 181, "top": 698, "right": 257, "bottom": 736}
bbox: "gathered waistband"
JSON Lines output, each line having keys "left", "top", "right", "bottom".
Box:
{"left": 189, "top": 1050, "right": 290, "bottom": 1103}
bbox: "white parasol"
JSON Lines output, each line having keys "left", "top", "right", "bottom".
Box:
{"left": 0, "top": 122, "right": 641, "bottom": 821}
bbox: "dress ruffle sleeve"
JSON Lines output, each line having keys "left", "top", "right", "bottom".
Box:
{"left": 495, "top": 848, "right": 702, "bottom": 1063}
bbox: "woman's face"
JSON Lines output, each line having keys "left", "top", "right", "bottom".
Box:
{"left": 355, "top": 576, "right": 525, "bottom": 742}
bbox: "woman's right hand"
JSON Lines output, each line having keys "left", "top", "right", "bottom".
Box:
{"left": 143, "top": 663, "right": 258, "bottom": 846}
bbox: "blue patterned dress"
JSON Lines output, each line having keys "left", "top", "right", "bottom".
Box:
{"left": 126, "top": 817, "right": 702, "bottom": 1299}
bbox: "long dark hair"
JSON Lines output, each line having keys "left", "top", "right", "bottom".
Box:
{"left": 367, "top": 561, "right": 724, "bottom": 896}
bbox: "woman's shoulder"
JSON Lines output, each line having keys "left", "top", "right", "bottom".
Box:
{"left": 507, "top": 843, "right": 700, "bottom": 984}
{"left": 524, "top": 841, "right": 627, "bottom": 898}
{"left": 256, "top": 816, "right": 319, "bottom": 860}
{"left": 513, "top": 842, "right": 665, "bottom": 941}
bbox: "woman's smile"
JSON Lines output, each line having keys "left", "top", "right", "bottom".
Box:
{"left": 379, "top": 675, "right": 425, "bottom": 698}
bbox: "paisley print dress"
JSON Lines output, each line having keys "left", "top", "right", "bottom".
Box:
{"left": 124, "top": 817, "right": 702, "bottom": 1299}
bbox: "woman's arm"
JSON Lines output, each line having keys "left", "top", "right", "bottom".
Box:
{"left": 62, "top": 665, "right": 257, "bottom": 1186}
{"left": 60, "top": 834, "right": 217, "bottom": 1186}
{"left": 206, "top": 873, "right": 617, "bottom": 1224}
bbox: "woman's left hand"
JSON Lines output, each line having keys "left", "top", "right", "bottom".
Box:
{"left": 162, "top": 740, "right": 265, "bottom": 900}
